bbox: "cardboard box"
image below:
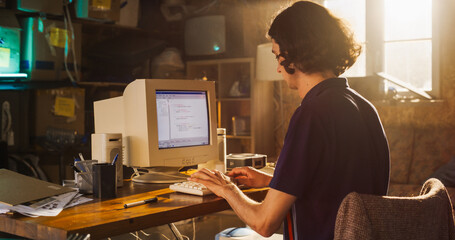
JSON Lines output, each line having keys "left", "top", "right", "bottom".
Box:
{"left": 0, "top": 9, "right": 21, "bottom": 74}
{"left": 75, "top": 0, "right": 120, "bottom": 22}
{"left": 20, "top": 17, "right": 81, "bottom": 81}
{"left": 34, "top": 87, "right": 85, "bottom": 137}
{"left": 115, "top": 0, "right": 139, "bottom": 27}
{"left": 15, "top": 0, "right": 64, "bottom": 16}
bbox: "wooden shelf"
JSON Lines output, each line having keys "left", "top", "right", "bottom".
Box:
{"left": 226, "top": 135, "right": 252, "bottom": 140}
{"left": 0, "top": 80, "right": 73, "bottom": 90}
{"left": 187, "top": 58, "right": 275, "bottom": 156}
{"left": 77, "top": 82, "right": 128, "bottom": 87}
{"left": 217, "top": 98, "right": 251, "bottom": 101}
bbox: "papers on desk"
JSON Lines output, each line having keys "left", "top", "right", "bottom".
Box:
{"left": 0, "top": 169, "right": 75, "bottom": 206}
{"left": 65, "top": 194, "right": 93, "bottom": 208}
{"left": 0, "top": 192, "right": 93, "bottom": 217}
{"left": 0, "top": 169, "right": 93, "bottom": 217}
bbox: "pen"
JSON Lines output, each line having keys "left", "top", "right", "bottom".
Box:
{"left": 111, "top": 153, "right": 119, "bottom": 166}
{"left": 74, "top": 157, "right": 86, "bottom": 172}
{"left": 123, "top": 197, "right": 158, "bottom": 208}
{"left": 79, "top": 153, "right": 85, "bottom": 161}
{"left": 74, "top": 167, "right": 92, "bottom": 185}
{"left": 72, "top": 165, "right": 81, "bottom": 173}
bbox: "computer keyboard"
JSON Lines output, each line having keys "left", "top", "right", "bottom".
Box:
{"left": 169, "top": 181, "right": 213, "bottom": 196}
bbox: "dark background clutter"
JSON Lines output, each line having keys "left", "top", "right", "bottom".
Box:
{"left": 1, "top": 0, "right": 455, "bottom": 196}
{"left": 0, "top": 0, "right": 280, "bottom": 184}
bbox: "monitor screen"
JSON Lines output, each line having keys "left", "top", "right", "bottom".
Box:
{"left": 93, "top": 79, "right": 218, "bottom": 183}
{"left": 94, "top": 79, "right": 218, "bottom": 170}
{"left": 156, "top": 90, "right": 209, "bottom": 149}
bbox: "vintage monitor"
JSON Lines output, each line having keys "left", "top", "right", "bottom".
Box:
{"left": 94, "top": 79, "right": 218, "bottom": 183}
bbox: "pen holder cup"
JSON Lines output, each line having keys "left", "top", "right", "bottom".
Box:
{"left": 75, "top": 172, "right": 93, "bottom": 194}
{"left": 75, "top": 160, "right": 98, "bottom": 173}
{"left": 93, "top": 163, "right": 117, "bottom": 199}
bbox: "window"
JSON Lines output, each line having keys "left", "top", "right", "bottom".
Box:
{"left": 325, "top": 0, "right": 439, "bottom": 98}
{"left": 325, "top": 0, "right": 365, "bottom": 77}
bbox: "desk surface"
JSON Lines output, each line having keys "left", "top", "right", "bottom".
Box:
{"left": 0, "top": 180, "right": 268, "bottom": 240}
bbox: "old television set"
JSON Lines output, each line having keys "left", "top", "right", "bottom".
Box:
{"left": 0, "top": 9, "right": 27, "bottom": 81}
{"left": 94, "top": 79, "right": 218, "bottom": 183}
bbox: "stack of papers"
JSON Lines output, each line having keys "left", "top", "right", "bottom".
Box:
{"left": 0, "top": 192, "right": 92, "bottom": 217}
{"left": 0, "top": 169, "right": 92, "bottom": 217}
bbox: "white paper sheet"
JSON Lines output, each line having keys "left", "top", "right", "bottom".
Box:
{"left": 0, "top": 191, "right": 84, "bottom": 217}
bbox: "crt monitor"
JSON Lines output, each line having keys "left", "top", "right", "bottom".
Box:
{"left": 93, "top": 79, "right": 218, "bottom": 183}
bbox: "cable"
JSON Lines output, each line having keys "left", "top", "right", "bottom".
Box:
{"left": 160, "top": 233, "right": 171, "bottom": 240}
{"left": 192, "top": 0, "right": 219, "bottom": 15}
{"left": 129, "top": 231, "right": 142, "bottom": 240}
{"left": 131, "top": 168, "right": 141, "bottom": 179}
{"left": 63, "top": 0, "right": 80, "bottom": 84}
{"left": 133, "top": 168, "right": 188, "bottom": 180}
{"left": 192, "top": 218, "right": 196, "bottom": 240}
{"left": 1, "top": 101, "right": 12, "bottom": 143}
{"left": 139, "top": 230, "right": 150, "bottom": 237}
{"left": 168, "top": 223, "right": 184, "bottom": 240}
{"left": 62, "top": 15, "right": 75, "bottom": 83}
{"left": 8, "top": 154, "right": 39, "bottom": 179}
{"left": 151, "top": 171, "right": 187, "bottom": 180}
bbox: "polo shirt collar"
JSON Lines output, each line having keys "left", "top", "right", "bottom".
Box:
{"left": 302, "top": 77, "right": 349, "bottom": 103}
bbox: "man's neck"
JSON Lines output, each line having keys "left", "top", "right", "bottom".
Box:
{"left": 296, "top": 71, "right": 337, "bottom": 99}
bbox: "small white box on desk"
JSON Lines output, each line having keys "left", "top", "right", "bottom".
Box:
{"left": 91, "top": 133, "right": 123, "bottom": 187}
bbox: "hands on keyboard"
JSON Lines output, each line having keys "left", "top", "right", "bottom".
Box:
{"left": 169, "top": 180, "right": 248, "bottom": 196}
{"left": 169, "top": 181, "right": 213, "bottom": 196}
{"left": 170, "top": 167, "right": 263, "bottom": 196}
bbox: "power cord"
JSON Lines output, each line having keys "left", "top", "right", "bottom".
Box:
{"left": 105, "top": 216, "right": 197, "bottom": 239}
{"left": 1, "top": 101, "right": 12, "bottom": 145}
{"left": 131, "top": 168, "right": 189, "bottom": 180}
{"left": 63, "top": 0, "right": 80, "bottom": 84}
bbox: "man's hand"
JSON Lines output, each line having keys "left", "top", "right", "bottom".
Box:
{"left": 189, "top": 167, "right": 294, "bottom": 237}
{"left": 188, "top": 168, "right": 237, "bottom": 198}
{"left": 227, "top": 166, "right": 272, "bottom": 188}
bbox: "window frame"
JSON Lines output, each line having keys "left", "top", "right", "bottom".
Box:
{"left": 329, "top": 0, "right": 441, "bottom": 99}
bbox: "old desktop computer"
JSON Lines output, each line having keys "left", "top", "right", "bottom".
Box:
{"left": 93, "top": 79, "right": 218, "bottom": 183}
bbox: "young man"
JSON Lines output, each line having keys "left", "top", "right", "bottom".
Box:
{"left": 189, "top": 1, "right": 390, "bottom": 239}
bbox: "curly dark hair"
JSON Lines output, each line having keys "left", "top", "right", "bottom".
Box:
{"left": 268, "top": 1, "right": 362, "bottom": 76}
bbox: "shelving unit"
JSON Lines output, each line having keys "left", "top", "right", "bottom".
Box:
{"left": 187, "top": 58, "right": 275, "bottom": 157}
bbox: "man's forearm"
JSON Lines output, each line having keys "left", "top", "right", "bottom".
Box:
{"left": 221, "top": 185, "right": 282, "bottom": 237}
{"left": 188, "top": 168, "right": 294, "bottom": 237}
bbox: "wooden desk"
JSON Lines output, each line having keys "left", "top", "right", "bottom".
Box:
{"left": 0, "top": 180, "right": 268, "bottom": 240}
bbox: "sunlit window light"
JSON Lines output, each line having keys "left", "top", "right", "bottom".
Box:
{"left": 324, "top": 0, "right": 437, "bottom": 97}
{"left": 384, "top": 0, "right": 432, "bottom": 92}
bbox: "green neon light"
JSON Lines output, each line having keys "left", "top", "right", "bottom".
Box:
{"left": 17, "top": 0, "right": 39, "bottom": 13}
{"left": 0, "top": 73, "right": 27, "bottom": 78}
{"left": 76, "top": 0, "right": 89, "bottom": 18}
{"left": 38, "top": 18, "right": 44, "bottom": 33}
{"left": 22, "top": 18, "right": 35, "bottom": 79}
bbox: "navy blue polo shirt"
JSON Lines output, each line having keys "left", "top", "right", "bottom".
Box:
{"left": 269, "top": 78, "right": 390, "bottom": 240}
